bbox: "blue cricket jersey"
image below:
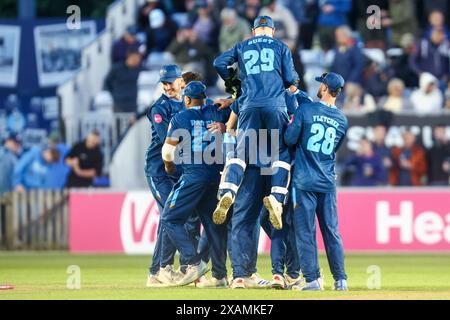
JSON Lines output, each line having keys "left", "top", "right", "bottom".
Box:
{"left": 145, "top": 94, "right": 185, "bottom": 177}
{"left": 213, "top": 36, "right": 299, "bottom": 111}
{"left": 285, "top": 101, "right": 348, "bottom": 193}
{"left": 167, "top": 104, "right": 231, "bottom": 182}
{"left": 230, "top": 89, "right": 299, "bottom": 117}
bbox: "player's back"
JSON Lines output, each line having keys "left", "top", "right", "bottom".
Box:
{"left": 169, "top": 105, "right": 229, "bottom": 182}
{"left": 215, "top": 36, "right": 298, "bottom": 111}
{"left": 292, "top": 102, "right": 348, "bottom": 193}
{"left": 239, "top": 36, "right": 292, "bottom": 109}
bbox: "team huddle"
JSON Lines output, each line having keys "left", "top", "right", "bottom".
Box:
{"left": 145, "top": 16, "right": 349, "bottom": 291}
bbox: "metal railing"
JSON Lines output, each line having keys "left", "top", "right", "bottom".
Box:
{"left": 0, "top": 190, "right": 69, "bottom": 250}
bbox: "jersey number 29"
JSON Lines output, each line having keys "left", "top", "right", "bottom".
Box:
{"left": 244, "top": 49, "right": 275, "bottom": 75}
{"left": 307, "top": 123, "right": 336, "bottom": 155}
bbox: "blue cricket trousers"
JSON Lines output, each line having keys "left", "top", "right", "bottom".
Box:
{"left": 292, "top": 189, "right": 347, "bottom": 283}
{"left": 146, "top": 175, "right": 200, "bottom": 275}
{"left": 161, "top": 176, "right": 228, "bottom": 280}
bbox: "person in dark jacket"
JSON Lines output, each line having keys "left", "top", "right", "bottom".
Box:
{"left": 111, "top": 26, "right": 145, "bottom": 63}
{"left": 317, "top": 0, "right": 351, "bottom": 51}
{"left": 345, "top": 138, "right": 385, "bottom": 186}
{"left": 409, "top": 27, "right": 450, "bottom": 84}
{"left": 104, "top": 49, "right": 144, "bottom": 113}
{"left": 331, "top": 25, "right": 365, "bottom": 85}
{"left": 427, "top": 125, "right": 450, "bottom": 186}
{"left": 65, "top": 130, "right": 103, "bottom": 188}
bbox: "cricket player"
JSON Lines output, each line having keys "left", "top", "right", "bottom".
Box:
{"left": 145, "top": 65, "right": 200, "bottom": 287}
{"left": 285, "top": 72, "right": 349, "bottom": 291}
{"left": 213, "top": 15, "right": 299, "bottom": 232}
{"left": 228, "top": 91, "right": 303, "bottom": 289}
{"left": 160, "top": 81, "right": 230, "bottom": 287}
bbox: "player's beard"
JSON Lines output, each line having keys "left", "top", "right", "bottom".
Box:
{"left": 317, "top": 88, "right": 323, "bottom": 99}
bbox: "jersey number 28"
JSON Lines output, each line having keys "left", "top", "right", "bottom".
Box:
{"left": 307, "top": 123, "right": 336, "bottom": 155}
{"left": 244, "top": 48, "right": 275, "bottom": 75}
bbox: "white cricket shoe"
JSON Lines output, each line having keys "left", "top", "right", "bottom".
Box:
{"left": 213, "top": 192, "right": 234, "bottom": 225}
{"left": 263, "top": 195, "right": 283, "bottom": 230}
{"left": 230, "top": 278, "right": 246, "bottom": 289}
{"left": 285, "top": 274, "right": 306, "bottom": 289}
{"left": 271, "top": 274, "right": 286, "bottom": 290}
{"left": 195, "top": 276, "right": 228, "bottom": 288}
{"left": 158, "top": 265, "right": 180, "bottom": 286}
{"left": 146, "top": 273, "right": 172, "bottom": 288}
{"left": 246, "top": 273, "right": 271, "bottom": 289}
{"left": 177, "top": 261, "right": 209, "bottom": 286}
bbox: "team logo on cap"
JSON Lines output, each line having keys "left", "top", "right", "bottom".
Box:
{"left": 259, "top": 18, "right": 267, "bottom": 24}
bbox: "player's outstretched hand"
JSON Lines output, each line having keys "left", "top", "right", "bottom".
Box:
{"left": 215, "top": 98, "right": 234, "bottom": 110}
{"left": 208, "top": 122, "right": 226, "bottom": 134}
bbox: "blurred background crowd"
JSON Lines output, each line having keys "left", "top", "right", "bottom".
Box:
{"left": 0, "top": 0, "right": 449, "bottom": 194}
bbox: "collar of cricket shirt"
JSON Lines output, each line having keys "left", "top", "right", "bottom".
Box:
{"left": 320, "top": 101, "right": 337, "bottom": 109}
{"left": 190, "top": 106, "right": 202, "bottom": 110}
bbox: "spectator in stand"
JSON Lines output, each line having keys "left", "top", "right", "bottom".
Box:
{"left": 378, "top": 78, "right": 413, "bottom": 113}
{"left": 342, "top": 83, "right": 376, "bottom": 113}
{"left": 137, "top": 0, "right": 167, "bottom": 31}
{"left": 0, "top": 135, "right": 21, "bottom": 195}
{"left": 364, "top": 58, "right": 389, "bottom": 101}
{"left": 390, "top": 131, "right": 427, "bottom": 186}
{"left": 104, "top": 49, "right": 144, "bottom": 114}
{"left": 331, "top": 26, "right": 365, "bottom": 85}
{"left": 317, "top": 0, "right": 351, "bottom": 51}
{"left": 111, "top": 26, "right": 146, "bottom": 63}
{"left": 145, "top": 8, "right": 178, "bottom": 53}
{"left": 259, "top": 0, "right": 298, "bottom": 49}
{"left": 65, "top": 130, "right": 103, "bottom": 189}
{"left": 192, "top": 0, "right": 219, "bottom": 50}
{"left": 279, "top": 0, "right": 319, "bottom": 49}
{"left": 446, "top": 81, "right": 450, "bottom": 110}
{"left": 427, "top": 125, "right": 450, "bottom": 186}
{"left": 410, "top": 72, "right": 444, "bottom": 114}
{"left": 409, "top": 27, "right": 449, "bottom": 85}
{"left": 354, "top": 0, "right": 388, "bottom": 49}
{"left": 45, "top": 132, "right": 70, "bottom": 189}
{"left": 372, "top": 125, "right": 392, "bottom": 185}
{"left": 344, "top": 138, "right": 385, "bottom": 186}
{"left": 425, "top": 10, "right": 450, "bottom": 40}
{"left": 0, "top": 135, "right": 20, "bottom": 240}
{"left": 13, "top": 146, "right": 60, "bottom": 191}
{"left": 167, "top": 26, "right": 215, "bottom": 85}
{"left": 421, "top": 1, "right": 449, "bottom": 32}
{"left": 382, "top": 0, "right": 418, "bottom": 47}
{"left": 219, "top": 7, "right": 251, "bottom": 53}
{"left": 387, "top": 33, "right": 419, "bottom": 88}
{"left": 237, "top": 0, "right": 262, "bottom": 26}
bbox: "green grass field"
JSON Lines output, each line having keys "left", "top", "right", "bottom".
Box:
{"left": 1, "top": 252, "right": 450, "bottom": 300}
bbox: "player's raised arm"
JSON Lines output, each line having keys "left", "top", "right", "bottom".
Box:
{"left": 281, "top": 45, "right": 300, "bottom": 93}
{"left": 284, "top": 108, "right": 303, "bottom": 147}
{"left": 213, "top": 45, "right": 239, "bottom": 81}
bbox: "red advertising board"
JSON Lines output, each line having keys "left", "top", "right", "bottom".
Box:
{"left": 69, "top": 189, "right": 450, "bottom": 254}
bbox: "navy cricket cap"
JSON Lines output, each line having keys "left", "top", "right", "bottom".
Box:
{"left": 315, "top": 72, "right": 345, "bottom": 92}
{"left": 159, "top": 65, "right": 182, "bottom": 83}
{"left": 253, "top": 16, "right": 275, "bottom": 29}
{"left": 184, "top": 81, "right": 207, "bottom": 99}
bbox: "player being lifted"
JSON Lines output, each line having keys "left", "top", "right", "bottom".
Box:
{"left": 285, "top": 73, "right": 349, "bottom": 291}
{"left": 212, "top": 16, "right": 299, "bottom": 288}
{"left": 213, "top": 16, "right": 299, "bottom": 230}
